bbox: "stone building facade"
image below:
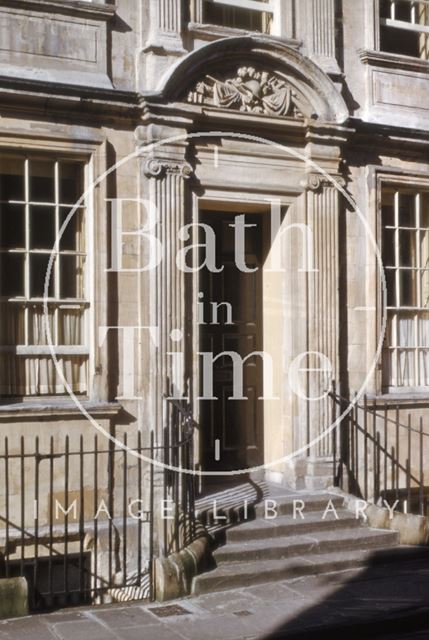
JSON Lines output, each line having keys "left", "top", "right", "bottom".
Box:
{"left": 1, "top": 0, "right": 429, "bottom": 604}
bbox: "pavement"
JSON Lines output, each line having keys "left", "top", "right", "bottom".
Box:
{"left": 1, "top": 559, "right": 429, "bottom": 640}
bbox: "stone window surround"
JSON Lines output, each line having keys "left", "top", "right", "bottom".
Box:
{"left": 0, "top": 154, "right": 89, "bottom": 396}
{"left": 188, "top": 0, "right": 294, "bottom": 39}
{"left": 0, "top": 132, "right": 109, "bottom": 406}
{"left": 373, "top": 167, "right": 429, "bottom": 397}
{"left": 364, "top": 0, "right": 429, "bottom": 63}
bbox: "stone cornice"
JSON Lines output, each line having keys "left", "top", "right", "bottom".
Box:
{"left": 305, "top": 123, "right": 355, "bottom": 145}
{"left": 348, "top": 117, "right": 429, "bottom": 148}
{"left": 0, "top": 75, "right": 142, "bottom": 123}
{"left": 358, "top": 49, "right": 429, "bottom": 74}
{"left": 1, "top": 0, "right": 117, "bottom": 20}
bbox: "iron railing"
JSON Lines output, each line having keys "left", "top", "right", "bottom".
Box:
{"left": 0, "top": 397, "right": 197, "bottom": 611}
{"left": 330, "top": 383, "right": 429, "bottom": 516}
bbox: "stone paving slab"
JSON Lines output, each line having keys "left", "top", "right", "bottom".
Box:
{"left": 1, "top": 562, "right": 429, "bottom": 639}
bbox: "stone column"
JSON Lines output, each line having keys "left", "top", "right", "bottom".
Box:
{"left": 139, "top": 134, "right": 193, "bottom": 556}
{"left": 307, "top": 176, "right": 340, "bottom": 445}
{"left": 143, "top": 150, "right": 192, "bottom": 437}
{"left": 297, "top": 174, "right": 343, "bottom": 488}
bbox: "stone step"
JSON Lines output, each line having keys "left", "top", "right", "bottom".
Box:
{"left": 214, "top": 527, "right": 399, "bottom": 563}
{"left": 192, "top": 546, "right": 429, "bottom": 596}
{"left": 226, "top": 509, "right": 359, "bottom": 543}
{"left": 253, "top": 492, "right": 344, "bottom": 519}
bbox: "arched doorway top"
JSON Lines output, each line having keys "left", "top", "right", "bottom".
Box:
{"left": 151, "top": 36, "right": 349, "bottom": 124}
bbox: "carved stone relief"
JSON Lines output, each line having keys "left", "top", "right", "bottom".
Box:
{"left": 187, "top": 66, "right": 314, "bottom": 118}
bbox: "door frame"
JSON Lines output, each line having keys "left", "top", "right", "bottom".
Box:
{"left": 190, "top": 192, "right": 295, "bottom": 477}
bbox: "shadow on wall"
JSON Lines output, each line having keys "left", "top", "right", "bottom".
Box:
{"left": 261, "top": 546, "right": 429, "bottom": 640}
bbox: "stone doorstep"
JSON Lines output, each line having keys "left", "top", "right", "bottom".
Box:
{"left": 226, "top": 509, "right": 359, "bottom": 542}
{"left": 213, "top": 527, "right": 399, "bottom": 562}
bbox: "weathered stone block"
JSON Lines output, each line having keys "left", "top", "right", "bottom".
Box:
{"left": 0, "top": 577, "right": 28, "bottom": 619}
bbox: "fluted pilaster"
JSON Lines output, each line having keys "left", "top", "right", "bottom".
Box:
{"left": 143, "top": 153, "right": 192, "bottom": 441}
{"left": 145, "top": 0, "right": 185, "bottom": 55}
{"left": 307, "top": 0, "right": 340, "bottom": 74}
{"left": 306, "top": 177, "right": 341, "bottom": 457}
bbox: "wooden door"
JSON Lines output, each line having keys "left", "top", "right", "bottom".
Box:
{"left": 199, "top": 212, "right": 263, "bottom": 472}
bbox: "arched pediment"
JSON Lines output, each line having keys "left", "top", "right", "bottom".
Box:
{"left": 153, "top": 37, "right": 349, "bottom": 124}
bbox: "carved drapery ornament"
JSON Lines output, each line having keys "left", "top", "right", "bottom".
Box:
{"left": 187, "top": 66, "right": 313, "bottom": 118}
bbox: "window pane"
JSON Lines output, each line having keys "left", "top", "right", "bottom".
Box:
{"left": 28, "top": 304, "right": 54, "bottom": 346}
{"left": 0, "top": 157, "right": 24, "bottom": 201}
{"left": 0, "top": 204, "right": 25, "bottom": 249}
{"left": 30, "top": 253, "right": 54, "bottom": 297}
{"left": 386, "top": 313, "right": 395, "bottom": 346}
{"left": 397, "top": 313, "right": 416, "bottom": 346}
{"left": 380, "top": 0, "right": 391, "bottom": 19}
{"left": 59, "top": 207, "right": 84, "bottom": 251}
{"left": 382, "top": 228, "right": 395, "bottom": 266}
{"left": 0, "top": 302, "right": 25, "bottom": 345}
{"left": 396, "top": 0, "right": 413, "bottom": 22}
{"left": 203, "top": 0, "right": 271, "bottom": 32}
{"left": 385, "top": 268, "right": 396, "bottom": 306}
{"left": 398, "top": 349, "right": 415, "bottom": 386}
{"left": 59, "top": 162, "right": 83, "bottom": 204}
{"left": 420, "top": 270, "right": 429, "bottom": 307}
{"left": 400, "top": 269, "right": 417, "bottom": 306}
{"left": 59, "top": 356, "right": 87, "bottom": 394}
{"left": 29, "top": 159, "right": 55, "bottom": 203}
{"left": 421, "top": 228, "right": 429, "bottom": 271}
{"left": 58, "top": 307, "right": 84, "bottom": 345}
{"left": 0, "top": 253, "right": 25, "bottom": 297}
{"left": 420, "top": 32, "right": 429, "bottom": 59}
{"left": 419, "top": 350, "right": 429, "bottom": 385}
{"left": 414, "top": 1, "right": 429, "bottom": 26}
{"left": 30, "top": 206, "right": 56, "bottom": 249}
{"left": 399, "top": 229, "right": 417, "bottom": 266}
{"left": 419, "top": 314, "right": 429, "bottom": 346}
{"left": 381, "top": 25, "right": 421, "bottom": 57}
{"left": 399, "top": 193, "right": 416, "bottom": 227}
{"left": 60, "top": 255, "right": 84, "bottom": 298}
{"left": 382, "top": 202, "right": 395, "bottom": 227}
{"left": 421, "top": 194, "right": 429, "bottom": 227}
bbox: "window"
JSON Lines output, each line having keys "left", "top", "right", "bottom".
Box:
{"left": 0, "top": 155, "right": 89, "bottom": 397}
{"left": 380, "top": 0, "right": 429, "bottom": 59}
{"left": 198, "top": 0, "right": 274, "bottom": 33}
{"left": 382, "top": 188, "right": 429, "bottom": 389}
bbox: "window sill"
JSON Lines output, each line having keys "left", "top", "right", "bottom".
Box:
{"left": 358, "top": 49, "right": 429, "bottom": 74}
{"left": 187, "top": 21, "right": 301, "bottom": 48}
{"left": 1, "top": 0, "right": 117, "bottom": 21}
{"left": 369, "top": 392, "right": 429, "bottom": 408}
{"left": 0, "top": 400, "right": 122, "bottom": 420}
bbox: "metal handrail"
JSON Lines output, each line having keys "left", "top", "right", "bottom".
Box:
{"left": 329, "top": 390, "right": 429, "bottom": 437}
{"left": 330, "top": 383, "right": 427, "bottom": 515}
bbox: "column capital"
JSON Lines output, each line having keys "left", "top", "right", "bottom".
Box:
{"left": 300, "top": 173, "right": 346, "bottom": 192}
{"left": 144, "top": 157, "right": 193, "bottom": 180}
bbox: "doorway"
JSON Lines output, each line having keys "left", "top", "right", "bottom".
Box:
{"left": 199, "top": 211, "right": 265, "bottom": 474}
